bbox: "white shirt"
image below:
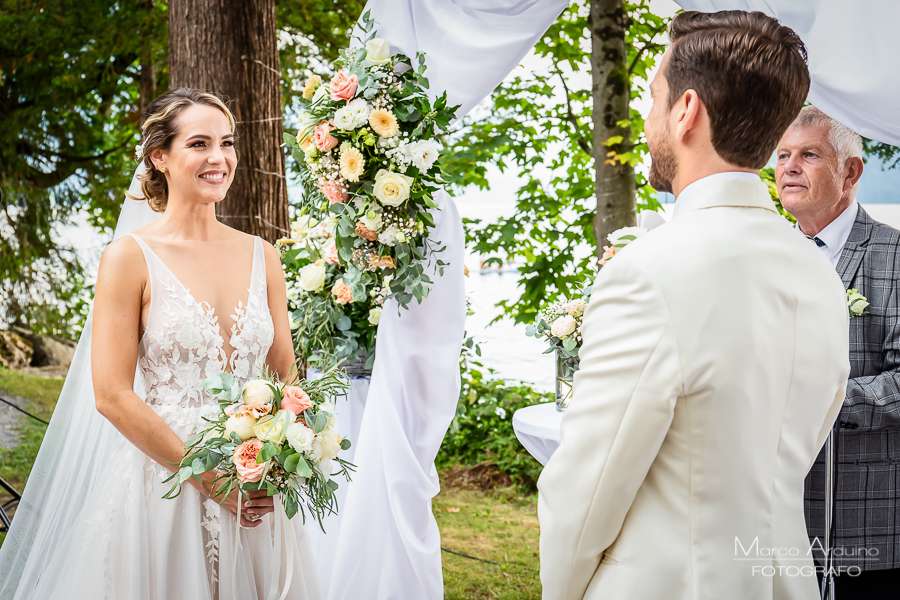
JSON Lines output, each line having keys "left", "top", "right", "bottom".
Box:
{"left": 673, "top": 171, "right": 762, "bottom": 217}
{"left": 799, "top": 201, "right": 859, "bottom": 268}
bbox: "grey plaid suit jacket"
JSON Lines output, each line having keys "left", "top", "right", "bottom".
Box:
{"left": 805, "top": 205, "right": 900, "bottom": 570}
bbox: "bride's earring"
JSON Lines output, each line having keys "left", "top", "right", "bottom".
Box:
{"left": 158, "top": 165, "right": 167, "bottom": 173}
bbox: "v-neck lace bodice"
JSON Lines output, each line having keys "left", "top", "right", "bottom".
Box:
{"left": 128, "top": 233, "right": 275, "bottom": 436}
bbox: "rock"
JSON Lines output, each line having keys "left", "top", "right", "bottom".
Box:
{"left": 8, "top": 326, "right": 76, "bottom": 367}
{"left": 0, "top": 330, "right": 33, "bottom": 370}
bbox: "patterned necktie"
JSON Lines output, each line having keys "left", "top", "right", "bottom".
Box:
{"left": 807, "top": 235, "right": 827, "bottom": 248}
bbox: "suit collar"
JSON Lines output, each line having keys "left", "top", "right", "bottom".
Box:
{"left": 836, "top": 205, "right": 874, "bottom": 288}
{"left": 672, "top": 177, "right": 777, "bottom": 219}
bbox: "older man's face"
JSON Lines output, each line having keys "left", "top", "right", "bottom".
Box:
{"left": 775, "top": 124, "right": 844, "bottom": 218}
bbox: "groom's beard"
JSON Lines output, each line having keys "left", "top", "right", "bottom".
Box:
{"left": 648, "top": 132, "right": 677, "bottom": 194}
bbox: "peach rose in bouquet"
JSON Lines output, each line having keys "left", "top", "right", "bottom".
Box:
{"left": 329, "top": 68, "right": 358, "bottom": 101}
{"left": 314, "top": 122, "right": 339, "bottom": 152}
{"left": 282, "top": 386, "right": 313, "bottom": 415}
{"left": 233, "top": 439, "right": 266, "bottom": 483}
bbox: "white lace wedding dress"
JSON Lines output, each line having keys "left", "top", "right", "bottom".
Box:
{"left": 14, "top": 234, "right": 321, "bottom": 600}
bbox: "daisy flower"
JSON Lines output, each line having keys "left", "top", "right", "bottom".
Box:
{"left": 369, "top": 109, "right": 399, "bottom": 138}
{"left": 339, "top": 146, "right": 365, "bottom": 182}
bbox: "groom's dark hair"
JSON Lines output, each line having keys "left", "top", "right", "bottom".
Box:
{"left": 666, "top": 11, "right": 809, "bottom": 170}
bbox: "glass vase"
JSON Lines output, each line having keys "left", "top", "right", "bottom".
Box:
{"left": 555, "top": 350, "right": 577, "bottom": 411}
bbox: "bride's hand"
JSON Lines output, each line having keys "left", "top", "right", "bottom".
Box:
{"left": 191, "top": 471, "right": 276, "bottom": 528}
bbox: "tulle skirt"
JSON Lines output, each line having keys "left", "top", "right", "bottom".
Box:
{"left": 25, "top": 410, "right": 321, "bottom": 600}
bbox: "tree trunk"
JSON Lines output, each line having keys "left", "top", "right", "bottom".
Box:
{"left": 590, "top": 0, "right": 636, "bottom": 256}
{"left": 168, "top": 0, "right": 288, "bottom": 243}
{"left": 138, "top": 0, "right": 157, "bottom": 114}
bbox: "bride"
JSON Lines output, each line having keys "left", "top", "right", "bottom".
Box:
{"left": 0, "top": 88, "right": 321, "bottom": 599}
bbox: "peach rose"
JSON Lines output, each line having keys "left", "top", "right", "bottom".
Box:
{"left": 233, "top": 439, "right": 266, "bottom": 483}
{"left": 331, "top": 278, "right": 355, "bottom": 305}
{"left": 599, "top": 245, "right": 617, "bottom": 266}
{"left": 355, "top": 221, "right": 378, "bottom": 241}
{"left": 281, "top": 386, "right": 313, "bottom": 416}
{"left": 320, "top": 180, "right": 349, "bottom": 204}
{"left": 330, "top": 68, "right": 358, "bottom": 101}
{"left": 313, "top": 122, "right": 339, "bottom": 152}
{"left": 324, "top": 240, "right": 340, "bottom": 264}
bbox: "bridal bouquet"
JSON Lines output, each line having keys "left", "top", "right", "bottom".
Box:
{"left": 280, "top": 11, "right": 457, "bottom": 369}
{"left": 163, "top": 365, "right": 352, "bottom": 525}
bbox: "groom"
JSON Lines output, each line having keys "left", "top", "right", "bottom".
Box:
{"left": 539, "top": 11, "right": 850, "bottom": 600}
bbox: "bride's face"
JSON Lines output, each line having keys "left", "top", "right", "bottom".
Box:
{"left": 156, "top": 104, "right": 237, "bottom": 206}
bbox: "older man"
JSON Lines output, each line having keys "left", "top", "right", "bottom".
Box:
{"left": 777, "top": 106, "right": 900, "bottom": 597}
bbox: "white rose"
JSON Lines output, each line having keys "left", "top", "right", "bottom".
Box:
{"left": 291, "top": 214, "right": 317, "bottom": 239}
{"left": 373, "top": 169, "right": 413, "bottom": 207}
{"left": 319, "top": 401, "right": 337, "bottom": 429}
{"left": 317, "top": 428, "right": 343, "bottom": 462}
{"left": 565, "top": 299, "right": 587, "bottom": 318}
{"left": 298, "top": 263, "right": 326, "bottom": 292}
{"left": 347, "top": 98, "right": 371, "bottom": 128}
{"left": 224, "top": 414, "right": 258, "bottom": 441}
{"left": 407, "top": 139, "right": 440, "bottom": 172}
{"left": 550, "top": 315, "right": 577, "bottom": 339}
{"left": 362, "top": 208, "right": 383, "bottom": 232}
{"left": 365, "top": 38, "right": 392, "bottom": 65}
{"left": 296, "top": 111, "right": 319, "bottom": 143}
{"left": 311, "top": 84, "right": 329, "bottom": 105}
{"left": 333, "top": 107, "right": 355, "bottom": 131}
{"left": 242, "top": 379, "right": 275, "bottom": 408}
{"left": 847, "top": 289, "right": 869, "bottom": 317}
{"left": 286, "top": 421, "right": 316, "bottom": 454}
{"left": 607, "top": 226, "right": 648, "bottom": 247}
{"left": 368, "top": 307, "right": 382, "bottom": 326}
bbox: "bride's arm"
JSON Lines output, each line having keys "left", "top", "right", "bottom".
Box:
{"left": 263, "top": 240, "right": 298, "bottom": 382}
{"left": 92, "top": 237, "right": 270, "bottom": 526}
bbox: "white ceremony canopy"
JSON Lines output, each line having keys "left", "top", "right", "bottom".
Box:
{"left": 675, "top": 0, "right": 900, "bottom": 146}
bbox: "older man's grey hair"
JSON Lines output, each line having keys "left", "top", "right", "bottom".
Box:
{"left": 791, "top": 106, "right": 863, "bottom": 165}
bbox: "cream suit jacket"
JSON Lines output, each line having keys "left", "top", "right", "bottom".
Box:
{"left": 538, "top": 177, "right": 851, "bottom": 600}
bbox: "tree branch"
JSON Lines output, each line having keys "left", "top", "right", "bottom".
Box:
{"left": 627, "top": 22, "right": 668, "bottom": 76}
{"left": 555, "top": 68, "right": 591, "bottom": 155}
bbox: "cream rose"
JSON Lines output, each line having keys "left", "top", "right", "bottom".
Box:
{"left": 550, "top": 315, "right": 577, "bottom": 339}
{"left": 224, "top": 414, "right": 258, "bottom": 441}
{"left": 298, "top": 263, "right": 327, "bottom": 292}
{"left": 368, "top": 307, "right": 382, "bottom": 326}
{"left": 373, "top": 169, "right": 413, "bottom": 207}
{"left": 565, "top": 299, "right": 587, "bottom": 318}
{"left": 252, "top": 409, "right": 293, "bottom": 445}
{"left": 365, "top": 38, "right": 392, "bottom": 65}
{"left": 317, "top": 428, "right": 343, "bottom": 462}
{"left": 242, "top": 379, "right": 275, "bottom": 412}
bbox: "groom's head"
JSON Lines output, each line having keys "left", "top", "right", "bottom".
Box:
{"left": 645, "top": 11, "right": 810, "bottom": 195}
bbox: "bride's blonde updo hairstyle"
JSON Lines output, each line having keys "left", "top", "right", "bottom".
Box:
{"left": 135, "top": 88, "right": 237, "bottom": 212}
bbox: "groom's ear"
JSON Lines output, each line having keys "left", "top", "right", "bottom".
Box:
{"left": 673, "top": 89, "right": 705, "bottom": 144}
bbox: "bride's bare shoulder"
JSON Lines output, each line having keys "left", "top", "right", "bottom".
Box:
{"left": 98, "top": 235, "right": 147, "bottom": 283}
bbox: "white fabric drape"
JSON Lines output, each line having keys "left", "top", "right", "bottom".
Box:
{"left": 325, "top": 3, "right": 570, "bottom": 597}
{"left": 305, "top": 376, "right": 369, "bottom": 598}
{"left": 674, "top": 0, "right": 900, "bottom": 146}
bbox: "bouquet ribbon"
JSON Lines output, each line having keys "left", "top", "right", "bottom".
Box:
{"left": 231, "top": 495, "right": 296, "bottom": 600}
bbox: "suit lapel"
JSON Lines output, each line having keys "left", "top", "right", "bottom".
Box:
{"left": 836, "top": 206, "right": 874, "bottom": 289}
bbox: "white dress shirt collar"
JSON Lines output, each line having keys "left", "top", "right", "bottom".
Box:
{"left": 673, "top": 172, "right": 762, "bottom": 217}
{"left": 800, "top": 201, "right": 859, "bottom": 268}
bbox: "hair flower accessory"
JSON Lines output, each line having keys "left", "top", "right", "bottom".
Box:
{"left": 134, "top": 142, "right": 145, "bottom": 161}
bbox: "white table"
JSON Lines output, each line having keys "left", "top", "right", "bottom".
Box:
{"left": 512, "top": 402, "right": 564, "bottom": 466}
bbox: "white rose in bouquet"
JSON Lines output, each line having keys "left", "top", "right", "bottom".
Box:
{"left": 365, "top": 38, "right": 392, "bottom": 65}
{"left": 373, "top": 169, "right": 413, "bottom": 207}
{"left": 252, "top": 409, "right": 292, "bottom": 445}
{"left": 297, "top": 263, "right": 327, "bottom": 292}
{"left": 317, "top": 428, "right": 343, "bottom": 462}
{"left": 291, "top": 214, "right": 317, "bottom": 239}
{"left": 407, "top": 139, "right": 440, "bottom": 172}
{"left": 368, "top": 307, "right": 382, "bottom": 326}
{"left": 565, "top": 298, "right": 587, "bottom": 317}
{"left": 243, "top": 379, "right": 275, "bottom": 409}
{"left": 286, "top": 420, "right": 315, "bottom": 454}
{"left": 347, "top": 98, "right": 371, "bottom": 128}
{"left": 319, "top": 401, "right": 337, "bottom": 428}
{"left": 550, "top": 315, "right": 577, "bottom": 339}
{"left": 224, "top": 414, "right": 258, "bottom": 441}
{"left": 333, "top": 107, "right": 355, "bottom": 131}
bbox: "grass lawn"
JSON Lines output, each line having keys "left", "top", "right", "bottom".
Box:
{"left": 0, "top": 367, "right": 543, "bottom": 598}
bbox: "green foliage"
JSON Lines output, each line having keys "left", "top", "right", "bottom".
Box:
{"left": 0, "top": 0, "right": 167, "bottom": 338}
{"left": 438, "top": 365, "right": 552, "bottom": 491}
{"left": 443, "top": 0, "right": 668, "bottom": 325}
{"left": 863, "top": 139, "right": 900, "bottom": 170}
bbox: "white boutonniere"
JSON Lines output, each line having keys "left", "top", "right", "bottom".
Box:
{"left": 847, "top": 289, "right": 869, "bottom": 318}
{"left": 599, "top": 226, "right": 648, "bottom": 266}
